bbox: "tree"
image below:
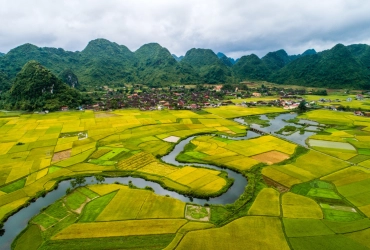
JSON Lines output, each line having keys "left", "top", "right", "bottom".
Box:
{"left": 71, "top": 176, "right": 86, "bottom": 188}
{"left": 222, "top": 84, "right": 234, "bottom": 92}
{"left": 297, "top": 100, "right": 307, "bottom": 113}
{"left": 95, "top": 175, "right": 105, "bottom": 184}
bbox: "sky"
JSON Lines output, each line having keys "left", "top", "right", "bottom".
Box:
{"left": 1, "top": 0, "right": 370, "bottom": 59}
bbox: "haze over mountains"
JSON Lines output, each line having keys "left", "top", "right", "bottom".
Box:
{"left": 0, "top": 38, "right": 370, "bottom": 90}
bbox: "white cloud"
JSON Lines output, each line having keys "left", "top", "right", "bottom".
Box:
{"left": 0, "top": 0, "right": 370, "bottom": 58}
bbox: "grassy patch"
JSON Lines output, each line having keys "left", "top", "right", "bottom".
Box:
{"left": 323, "top": 218, "right": 370, "bottom": 233}
{"left": 307, "top": 188, "right": 342, "bottom": 199}
{"left": 358, "top": 148, "right": 370, "bottom": 156}
{"left": 32, "top": 213, "right": 59, "bottom": 229}
{"left": 276, "top": 125, "right": 298, "bottom": 134}
{"left": 0, "top": 178, "right": 26, "bottom": 193}
{"left": 42, "top": 213, "right": 78, "bottom": 240}
{"left": 13, "top": 224, "right": 43, "bottom": 250}
{"left": 53, "top": 219, "right": 187, "bottom": 239}
{"left": 289, "top": 235, "right": 368, "bottom": 250}
{"left": 242, "top": 115, "right": 270, "bottom": 127}
{"left": 283, "top": 218, "right": 334, "bottom": 237}
{"left": 79, "top": 191, "right": 117, "bottom": 222}
{"left": 40, "top": 234, "right": 176, "bottom": 250}
{"left": 65, "top": 191, "right": 87, "bottom": 210}
{"left": 323, "top": 208, "right": 364, "bottom": 222}
{"left": 210, "top": 205, "right": 233, "bottom": 225}
{"left": 186, "top": 205, "right": 209, "bottom": 219}
{"left": 44, "top": 200, "right": 69, "bottom": 220}
{"left": 89, "top": 149, "right": 112, "bottom": 159}
{"left": 48, "top": 166, "right": 61, "bottom": 174}
{"left": 77, "top": 187, "right": 99, "bottom": 199}
{"left": 349, "top": 155, "right": 370, "bottom": 164}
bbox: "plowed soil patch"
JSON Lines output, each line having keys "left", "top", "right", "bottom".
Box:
{"left": 251, "top": 150, "right": 289, "bottom": 165}
{"left": 52, "top": 149, "right": 71, "bottom": 162}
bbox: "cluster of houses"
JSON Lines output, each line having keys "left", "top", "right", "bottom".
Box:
{"left": 72, "top": 87, "right": 232, "bottom": 111}
{"left": 354, "top": 111, "right": 370, "bottom": 117}
{"left": 58, "top": 83, "right": 369, "bottom": 113}
{"left": 238, "top": 98, "right": 304, "bottom": 110}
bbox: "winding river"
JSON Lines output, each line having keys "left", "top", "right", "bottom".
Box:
{"left": 0, "top": 113, "right": 318, "bottom": 250}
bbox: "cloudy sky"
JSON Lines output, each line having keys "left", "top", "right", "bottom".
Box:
{"left": 1, "top": 0, "right": 370, "bottom": 58}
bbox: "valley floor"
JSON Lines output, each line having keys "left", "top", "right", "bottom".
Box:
{"left": 1, "top": 106, "right": 370, "bottom": 249}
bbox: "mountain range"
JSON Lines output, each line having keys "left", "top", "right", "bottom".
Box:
{"left": 0, "top": 39, "right": 370, "bottom": 90}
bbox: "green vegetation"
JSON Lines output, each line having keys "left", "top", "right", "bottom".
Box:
{"left": 79, "top": 192, "right": 117, "bottom": 222}
{"left": 65, "top": 191, "right": 87, "bottom": 210}
{"left": 242, "top": 115, "right": 270, "bottom": 127}
{"left": 323, "top": 218, "right": 370, "bottom": 233}
{"left": 271, "top": 44, "right": 370, "bottom": 89}
{"left": 31, "top": 213, "right": 59, "bottom": 229}
{"left": 39, "top": 234, "right": 176, "bottom": 250}
{"left": 2, "top": 40, "right": 369, "bottom": 92}
{"left": 289, "top": 235, "right": 369, "bottom": 250}
{"left": 283, "top": 218, "right": 334, "bottom": 237}
{"left": 186, "top": 205, "right": 209, "bottom": 219}
{"left": 0, "top": 178, "right": 26, "bottom": 193}
{"left": 2, "top": 61, "right": 84, "bottom": 111}
{"left": 12, "top": 225, "right": 43, "bottom": 250}
{"left": 276, "top": 125, "right": 298, "bottom": 134}
{"left": 44, "top": 201, "right": 69, "bottom": 219}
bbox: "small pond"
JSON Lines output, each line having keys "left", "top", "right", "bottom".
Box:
{"left": 235, "top": 113, "right": 322, "bottom": 146}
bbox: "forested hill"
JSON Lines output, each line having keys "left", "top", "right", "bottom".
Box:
{"left": 270, "top": 44, "right": 370, "bottom": 89}
{"left": 0, "top": 39, "right": 369, "bottom": 89}
{"left": 3, "top": 61, "right": 84, "bottom": 111}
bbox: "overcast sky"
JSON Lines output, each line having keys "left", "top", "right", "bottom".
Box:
{"left": 1, "top": 0, "right": 370, "bottom": 58}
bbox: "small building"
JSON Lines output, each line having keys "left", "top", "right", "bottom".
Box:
{"left": 190, "top": 104, "right": 198, "bottom": 109}
{"left": 252, "top": 92, "right": 261, "bottom": 97}
{"left": 356, "top": 94, "right": 364, "bottom": 100}
{"left": 177, "top": 100, "right": 185, "bottom": 107}
{"left": 61, "top": 106, "right": 68, "bottom": 111}
{"left": 214, "top": 85, "right": 222, "bottom": 92}
{"left": 92, "top": 104, "right": 100, "bottom": 111}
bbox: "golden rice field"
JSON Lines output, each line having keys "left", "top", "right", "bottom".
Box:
{"left": 175, "top": 216, "right": 290, "bottom": 250}
{"left": 262, "top": 150, "right": 350, "bottom": 188}
{"left": 248, "top": 188, "right": 280, "bottom": 216}
{"left": 282, "top": 192, "right": 323, "bottom": 219}
{"left": 180, "top": 135, "right": 296, "bottom": 172}
{"left": 322, "top": 167, "right": 370, "bottom": 217}
{"left": 4, "top": 107, "right": 370, "bottom": 250}
{"left": 0, "top": 108, "right": 252, "bottom": 226}
{"left": 53, "top": 219, "right": 188, "bottom": 240}
{"left": 205, "top": 105, "right": 285, "bottom": 118}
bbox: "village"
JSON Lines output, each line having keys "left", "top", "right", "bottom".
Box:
{"left": 70, "top": 84, "right": 310, "bottom": 111}
{"left": 56, "top": 84, "right": 370, "bottom": 117}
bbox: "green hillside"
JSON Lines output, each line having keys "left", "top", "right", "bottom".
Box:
{"left": 270, "top": 44, "right": 370, "bottom": 88}
{"left": 4, "top": 61, "right": 83, "bottom": 111}
{"left": 0, "top": 40, "right": 369, "bottom": 89}
{"left": 181, "top": 48, "right": 233, "bottom": 83}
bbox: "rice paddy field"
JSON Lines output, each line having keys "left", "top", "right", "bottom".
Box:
{"left": 3, "top": 107, "right": 370, "bottom": 250}
{"left": 0, "top": 109, "right": 250, "bottom": 226}
{"left": 177, "top": 135, "right": 297, "bottom": 171}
